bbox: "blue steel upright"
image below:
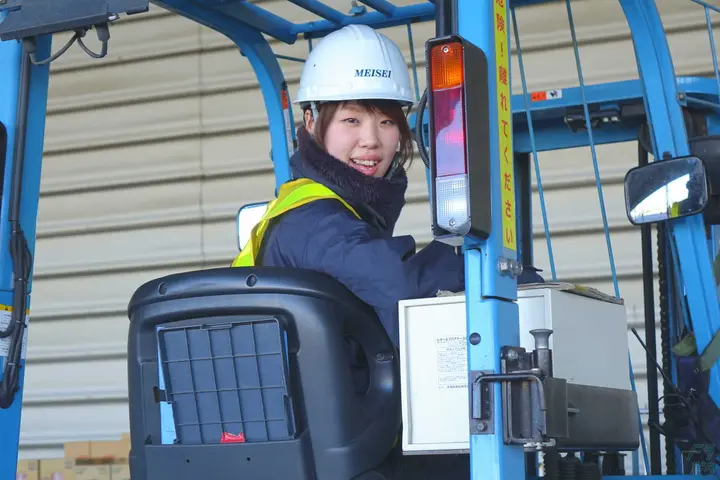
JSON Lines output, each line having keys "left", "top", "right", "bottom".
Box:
{"left": 458, "top": 1, "right": 525, "bottom": 480}
{"left": 620, "top": 0, "right": 720, "bottom": 413}
{"left": 0, "top": 34, "right": 52, "bottom": 479}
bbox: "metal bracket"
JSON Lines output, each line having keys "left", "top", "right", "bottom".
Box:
{"left": 498, "top": 257, "right": 523, "bottom": 278}
{"left": 470, "top": 370, "right": 494, "bottom": 434}
{"left": 473, "top": 370, "right": 547, "bottom": 444}
{"left": 470, "top": 347, "right": 552, "bottom": 445}
{"left": 564, "top": 104, "right": 621, "bottom": 133}
{"left": 0, "top": 0, "right": 148, "bottom": 41}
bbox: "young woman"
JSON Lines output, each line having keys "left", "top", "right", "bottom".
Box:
{"left": 232, "top": 23, "right": 543, "bottom": 479}
{"left": 234, "top": 24, "right": 469, "bottom": 346}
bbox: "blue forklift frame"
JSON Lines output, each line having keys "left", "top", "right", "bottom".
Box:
{"left": 1, "top": 1, "right": 719, "bottom": 479}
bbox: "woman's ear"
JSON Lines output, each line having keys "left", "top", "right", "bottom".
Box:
{"left": 304, "top": 109, "right": 315, "bottom": 134}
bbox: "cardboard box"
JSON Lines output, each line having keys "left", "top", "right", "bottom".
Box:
{"left": 64, "top": 442, "right": 91, "bottom": 462}
{"left": 89, "top": 437, "right": 130, "bottom": 464}
{"left": 39, "top": 459, "right": 74, "bottom": 480}
{"left": 110, "top": 464, "right": 130, "bottom": 480}
{"left": 73, "top": 465, "right": 110, "bottom": 480}
{"left": 16, "top": 460, "right": 39, "bottom": 480}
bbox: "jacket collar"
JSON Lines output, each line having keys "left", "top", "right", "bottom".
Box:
{"left": 289, "top": 126, "right": 408, "bottom": 234}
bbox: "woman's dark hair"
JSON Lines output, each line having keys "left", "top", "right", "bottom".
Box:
{"left": 305, "top": 99, "right": 414, "bottom": 173}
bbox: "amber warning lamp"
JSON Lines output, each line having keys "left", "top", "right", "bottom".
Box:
{"left": 426, "top": 35, "right": 492, "bottom": 246}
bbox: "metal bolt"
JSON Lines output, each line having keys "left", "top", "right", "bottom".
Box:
{"left": 498, "top": 257, "right": 509, "bottom": 272}
{"left": 498, "top": 257, "right": 523, "bottom": 278}
{"left": 476, "top": 422, "right": 487, "bottom": 432}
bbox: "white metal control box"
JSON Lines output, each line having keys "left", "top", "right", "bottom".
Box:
{"left": 398, "top": 283, "right": 631, "bottom": 455}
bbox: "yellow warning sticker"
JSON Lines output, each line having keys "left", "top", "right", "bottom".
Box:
{"left": 0, "top": 304, "right": 29, "bottom": 360}
{"left": 494, "top": 0, "right": 516, "bottom": 252}
{"left": 0, "top": 304, "right": 29, "bottom": 313}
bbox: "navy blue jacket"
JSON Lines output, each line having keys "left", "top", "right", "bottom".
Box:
{"left": 258, "top": 128, "right": 542, "bottom": 345}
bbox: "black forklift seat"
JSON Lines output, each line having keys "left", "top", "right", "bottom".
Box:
{"left": 126, "top": 266, "right": 401, "bottom": 480}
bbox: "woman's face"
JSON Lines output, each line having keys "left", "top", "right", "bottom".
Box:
{"left": 307, "top": 103, "right": 401, "bottom": 178}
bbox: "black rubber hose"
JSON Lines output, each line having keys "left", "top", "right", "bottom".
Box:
{"left": 0, "top": 38, "right": 33, "bottom": 410}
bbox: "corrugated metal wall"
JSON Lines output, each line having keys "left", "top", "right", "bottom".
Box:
{"left": 16, "top": 0, "right": 717, "bottom": 470}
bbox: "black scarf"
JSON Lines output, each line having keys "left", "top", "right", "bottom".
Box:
{"left": 289, "top": 127, "right": 408, "bottom": 234}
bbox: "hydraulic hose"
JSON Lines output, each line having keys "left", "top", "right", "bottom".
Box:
{"left": 0, "top": 38, "right": 34, "bottom": 409}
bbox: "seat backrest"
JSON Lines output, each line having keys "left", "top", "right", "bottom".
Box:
{"left": 126, "top": 266, "right": 401, "bottom": 480}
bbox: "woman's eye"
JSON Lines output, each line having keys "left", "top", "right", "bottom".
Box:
{"left": 342, "top": 117, "right": 359, "bottom": 124}
{"left": 381, "top": 119, "right": 395, "bottom": 125}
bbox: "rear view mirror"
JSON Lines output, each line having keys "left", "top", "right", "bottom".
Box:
{"left": 236, "top": 202, "right": 268, "bottom": 251}
{"left": 624, "top": 156, "right": 709, "bottom": 225}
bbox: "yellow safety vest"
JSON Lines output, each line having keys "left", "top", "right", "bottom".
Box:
{"left": 232, "top": 178, "right": 400, "bottom": 449}
{"left": 669, "top": 201, "right": 681, "bottom": 218}
{"left": 231, "top": 178, "right": 361, "bottom": 267}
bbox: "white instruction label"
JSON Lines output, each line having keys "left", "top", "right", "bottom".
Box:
{"left": 436, "top": 335, "right": 467, "bottom": 389}
{"left": 0, "top": 306, "right": 28, "bottom": 360}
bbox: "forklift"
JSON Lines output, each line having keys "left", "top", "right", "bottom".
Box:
{"left": 1, "top": 0, "right": 720, "bottom": 479}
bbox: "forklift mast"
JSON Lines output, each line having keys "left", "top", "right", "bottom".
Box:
{"left": 1, "top": 1, "right": 720, "bottom": 479}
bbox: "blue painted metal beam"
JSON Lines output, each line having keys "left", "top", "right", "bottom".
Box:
{"left": 0, "top": 0, "right": 577, "bottom": 48}
{"left": 620, "top": 0, "right": 720, "bottom": 417}
{"left": 408, "top": 77, "right": 720, "bottom": 153}
{"left": 206, "top": 0, "right": 557, "bottom": 43}
{"left": 677, "top": 75, "right": 720, "bottom": 98}
{"left": 358, "top": 0, "right": 397, "bottom": 16}
{"left": 216, "top": 1, "right": 298, "bottom": 44}
{"left": 513, "top": 79, "right": 641, "bottom": 115}
{"left": 514, "top": 121, "right": 641, "bottom": 153}
{"left": 509, "top": 76, "right": 720, "bottom": 152}
{"left": 456, "top": 1, "right": 525, "bottom": 480}
{"left": 171, "top": 0, "right": 580, "bottom": 46}
{"left": 287, "top": 0, "right": 345, "bottom": 24}
{"left": 510, "top": 79, "right": 644, "bottom": 153}
{"left": 291, "top": 3, "right": 435, "bottom": 38}
{"left": 690, "top": 0, "right": 720, "bottom": 15}
{"left": 0, "top": 34, "right": 52, "bottom": 480}
{"left": 157, "top": 1, "right": 437, "bottom": 44}
{"left": 512, "top": 77, "right": 720, "bottom": 124}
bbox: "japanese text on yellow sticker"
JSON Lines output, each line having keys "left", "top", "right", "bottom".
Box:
{"left": 494, "top": 0, "right": 516, "bottom": 252}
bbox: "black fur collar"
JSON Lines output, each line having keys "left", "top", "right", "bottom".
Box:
{"left": 289, "top": 127, "right": 408, "bottom": 233}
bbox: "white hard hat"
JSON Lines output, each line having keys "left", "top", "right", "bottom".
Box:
{"left": 295, "top": 24, "right": 414, "bottom": 107}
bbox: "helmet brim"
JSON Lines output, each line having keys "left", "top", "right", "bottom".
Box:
{"left": 293, "top": 95, "right": 415, "bottom": 108}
